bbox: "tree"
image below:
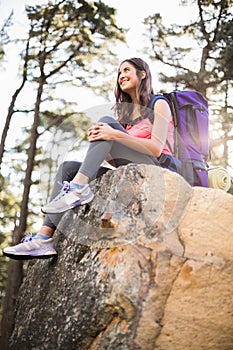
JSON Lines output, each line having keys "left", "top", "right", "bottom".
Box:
{"left": 0, "top": 1, "right": 125, "bottom": 347}
{"left": 0, "top": 175, "right": 22, "bottom": 329}
{"left": 0, "top": 11, "right": 13, "bottom": 60}
{"left": 143, "top": 0, "right": 233, "bottom": 170}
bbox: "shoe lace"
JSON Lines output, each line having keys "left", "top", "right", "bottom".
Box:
{"left": 53, "top": 181, "right": 71, "bottom": 201}
{"left": 21, "top": 232, "right": 36, "bottom": 243}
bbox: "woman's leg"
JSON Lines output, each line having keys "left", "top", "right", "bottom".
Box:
{"left": 43, "top": 160, "right": 110, "bottom": 229}
{"left": 42, "top": 161, "right": 82, "bottom": 231}
{"left": 77, "top": 116, "right": 159, "bottom": 181}
{"left": 42, "top": 116, "right": 159, "bottom": 214}
{"left": 2, "top": 155, "right": 111, "bottom": 260}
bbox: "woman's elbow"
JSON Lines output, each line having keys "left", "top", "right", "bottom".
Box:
{"left": 151, "top": 138, "right": 164, "bottom": 157}
{"left": 152, "top": 145, "right": 163, "bottom": 158}
{"left": 153, "top": 150, "right": 162, "bottom": 158}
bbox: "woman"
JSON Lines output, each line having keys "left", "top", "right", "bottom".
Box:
{"left": 3, "top": 57, "right": 174, "bottom": 260}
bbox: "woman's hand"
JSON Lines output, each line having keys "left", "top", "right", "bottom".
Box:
{"left": 88, "top": 122, "right": 117, "bottom": 142}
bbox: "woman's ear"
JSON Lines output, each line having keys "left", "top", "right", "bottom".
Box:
{"left": 141, "top": 70, "right": 146, "bottom": 79}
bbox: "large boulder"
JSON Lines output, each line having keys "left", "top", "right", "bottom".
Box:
{"left": 9, "top": 164, "right": 233, "bottom": 350}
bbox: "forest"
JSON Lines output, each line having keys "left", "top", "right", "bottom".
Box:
{"left": 0, "top": 0, "right": 232, "bottom": 347}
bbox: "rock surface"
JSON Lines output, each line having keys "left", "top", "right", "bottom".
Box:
{"left": 9, "top": 164, "right": 233, "bottom": 350}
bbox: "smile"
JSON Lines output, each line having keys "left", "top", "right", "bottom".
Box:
{"left": 120, "top": 79, "right": 129, "bottom": 86}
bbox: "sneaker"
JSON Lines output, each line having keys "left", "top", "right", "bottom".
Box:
{"left": 3, "top": 233, "right": 58, "bottom": 260}
{"left": 41, "top": 181, "right": 94, "bottom": 214}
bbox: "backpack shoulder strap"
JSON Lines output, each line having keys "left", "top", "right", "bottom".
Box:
{"left": 149, "top": 94, "right": 174, "bottom": 154}
{"left": 149, "top": 94, "right": 170, "bottom": 117}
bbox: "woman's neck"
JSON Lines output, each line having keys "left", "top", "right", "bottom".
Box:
{"left": 128, "top": 89, "right": 139, "bottom": 104}
{"left": 130, "top": 104, "right": 141, "bottom": 120}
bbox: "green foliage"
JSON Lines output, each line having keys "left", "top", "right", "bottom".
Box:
{"left": 23, "top": 0, "right": 125, "bottom": 93}
{"left": 0, "top": 175, "right": 21, "bottom": 232}
{"left": 0, "top": 174, "right": 21, "bottom": 321}
{"left": 144, "top": 0, "right": 233, "bottom": 94}
{"left": 0, "top": 10, "right": 13, "bottom": 60}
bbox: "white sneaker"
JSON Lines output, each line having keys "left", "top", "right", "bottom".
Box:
{"left": 3, "top": 233, "right": 57, "bottom": 260}
{"left": 41, "top": 181, "right": 94, "bottom": 214}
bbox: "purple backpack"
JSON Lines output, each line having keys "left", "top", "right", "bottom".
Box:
{"left": 150, "top": 90, "right": 209, "bottom": 187}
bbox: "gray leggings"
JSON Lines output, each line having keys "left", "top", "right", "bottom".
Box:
{"left": 43, "top": 116, "right": 159, "bottom": 229}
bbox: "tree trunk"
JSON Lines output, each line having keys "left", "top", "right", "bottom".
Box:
{"left": 0, "top": 37, "right": 30, "bottom": 168}
{"left": 0, "top": 258, "right": 23, "bottom": 350}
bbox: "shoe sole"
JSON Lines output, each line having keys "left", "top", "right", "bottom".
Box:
{"left": 41, "top": 193, "right": 94, "bottom": 214}
{"left": 3, "top": 251, "right": 58, "bottom": 260}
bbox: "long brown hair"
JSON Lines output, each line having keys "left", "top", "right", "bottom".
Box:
{"left": 114, "top": 57, "right": 154, "bottom": 124}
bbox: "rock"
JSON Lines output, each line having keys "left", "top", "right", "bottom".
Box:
{"left": 9, "top": 164, "right": 233, "bottom": 350}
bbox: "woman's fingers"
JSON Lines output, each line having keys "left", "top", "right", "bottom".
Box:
{"left": 88, "top": 122, "right": 113, "bottom": 142}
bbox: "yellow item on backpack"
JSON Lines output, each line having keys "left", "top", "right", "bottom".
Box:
{"left": 208, "top": 166, "right": 231, "bottom": 192}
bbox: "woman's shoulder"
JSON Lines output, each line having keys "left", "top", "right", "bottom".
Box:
{"left": 150, "top": 94, "right": 170, "bottom": 108}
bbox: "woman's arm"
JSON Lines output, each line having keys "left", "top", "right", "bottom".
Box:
{"left": 88, "top": 99, "right": 171, "bottom": 157}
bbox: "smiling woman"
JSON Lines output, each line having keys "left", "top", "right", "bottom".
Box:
{"left": 3, "top": 56, "right": 175, "bottom": 260}
{"left": 118, "top": 61, "right": 146, "bottom": 96}
{"left": 115, "top": 58, "right": 154, "bottom": 123}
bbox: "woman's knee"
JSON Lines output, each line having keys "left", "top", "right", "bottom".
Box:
{"left": 98, "top": 116, "right": 126, "bottom": 133}
{"left": 98, "top": 115, "right": 116, "bottom": 125}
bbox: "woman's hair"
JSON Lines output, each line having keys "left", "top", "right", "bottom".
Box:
{"left": 114, "top": 57, "right": 154, "bottom": 124}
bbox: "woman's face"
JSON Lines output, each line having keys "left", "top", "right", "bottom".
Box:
{"left": 118, "top": 61, "right": 139, "bottom": 95}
